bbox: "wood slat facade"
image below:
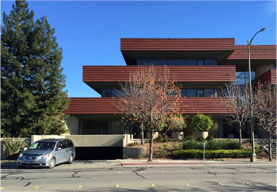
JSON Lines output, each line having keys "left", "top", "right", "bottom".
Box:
{"left": 83, "top": 66, "right": 236, "bottom": 83}
{"left": 64, "top": 97, "right": 234, "bottom": 115}
{"left": 121, "top": 38, "right": 235, "bottom": 51}
{"left": 227, "top": 45, "right": 276, "bottom": 60}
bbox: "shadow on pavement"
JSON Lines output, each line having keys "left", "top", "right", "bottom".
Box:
{"left": 1, "top": 161, "right": 18, "bottom": 169}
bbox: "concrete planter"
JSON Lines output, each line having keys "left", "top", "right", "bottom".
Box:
{"left": 196, "top": 131, "right": 209, "bottom": 139}
{"left": 123, "top": 146, "right": 146, "bottom": 159}
{"left": 201, "top": 131, "right": 209, "bottom": 139}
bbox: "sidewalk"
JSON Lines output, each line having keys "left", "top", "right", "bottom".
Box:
{"left": 119, "top": 159, "right": 276, "bottom": 166}
{"left": 1, "top": 159, "right": 275, "bottom": 169}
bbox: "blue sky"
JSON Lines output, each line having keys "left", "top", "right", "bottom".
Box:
{"left": 1, "top": 1, "right": 276, "bottom": 97}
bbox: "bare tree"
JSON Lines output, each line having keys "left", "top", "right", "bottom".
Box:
{"left": 253, "top": 83, "right": 276, "bottom": 161}
{"left": 118, "top": 65, "right": 181, "bottom": 161}
{"left": 220, "top": 83, "right": 250, "bottom": 145}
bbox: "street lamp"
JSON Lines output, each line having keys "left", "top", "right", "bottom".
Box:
{"left": 247, "top": 27, "right": 266, "bottom": 162}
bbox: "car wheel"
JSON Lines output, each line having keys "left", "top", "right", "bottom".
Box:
{"left": 49, "top": 158, "right": 56, "bottom": 168}
{"left": 68, "top": 154, "right": 74, "bottom": 164}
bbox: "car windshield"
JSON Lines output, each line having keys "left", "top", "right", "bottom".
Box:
{"left": 28, "top": 141, "right": 56, "bottom": 150}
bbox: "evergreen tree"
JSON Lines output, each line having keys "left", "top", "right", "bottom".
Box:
{"left": 1, "top": 0, "right": 69, "bottom": 137}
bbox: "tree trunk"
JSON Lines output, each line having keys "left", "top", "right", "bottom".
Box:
{"left": 140, "top": 122, "right": 144, "bottom": 145}
{"left": 268, "top": 134, "right": 272, "bottom": 161}
{"left": 239, "top": 127, "right": 242, "bottom": 146}
{"left": 148, "top": 131, "right": 154, "bottom": 162}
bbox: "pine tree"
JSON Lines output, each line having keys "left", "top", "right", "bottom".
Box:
{"left": 1, "top": 0, "right": 69, "bottom": 137}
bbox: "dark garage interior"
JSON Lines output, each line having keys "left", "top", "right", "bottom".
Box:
{"left": 75, "top": 147, "right": 123, "bottom": 160}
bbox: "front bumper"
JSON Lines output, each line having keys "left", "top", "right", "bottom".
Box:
{"left": 17, "top": 157, "right": 51, "bottom": 167}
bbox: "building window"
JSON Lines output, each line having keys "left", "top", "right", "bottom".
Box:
{"left": 196, "top": 89, "right": 204, "bottom": 97}
{"left": 205, "top": 59, "right": 217, "bottom": 65}
{"left": 137, "top": 59, "right": 217, "bottom": 66}
{"left": 235, "top": 70, "right": 255, "bottom": 85}
{"left": 186, "top": 89, "right": 196, "bottom": 97}
{"left": 204, "top": 89, "right": 216, "bottom": 97}
{"left": 181, "top": 88, "right": 217, "bottom": 97}
{"left": 181, "top": 89, "right": 187, "bottom": 97}
{"left": 101, "top": 89, "right": 123, "bottom": 97}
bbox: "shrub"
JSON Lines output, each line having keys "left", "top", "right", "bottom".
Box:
{"left": 184, "top": 135, "right": 195, "bottom": 141}
{"left": 2, "top": 138, "right": 27, "bottom": 159}
{"left": 127, "top": 142, "right": 138, "bottom": 146}
{"left": 167, "top": 114, "right": 187, "bottom": 131}
{"left": 173, "top": 149, "right": 251, "bottom": 159}
{"left": 173, "top": 142, "right": 182, "bottom": 150}
{"left": 154, "top": 134, "right": 171, "bottom": 143}
{"left": 191, "top": 114, "right": 213, "bottom": 132}
{"left": 183, "top": 140, "right": 203, "bottom": 150}
{"left": 207, "top": 135, "right": 214, "bottom": 141}
{"left": 183, "top": 139, "right": 242, "bottom": 150}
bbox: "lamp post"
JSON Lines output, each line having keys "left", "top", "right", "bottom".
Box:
{"left": 247, "top": 27, "right": 266, "bottom": 162}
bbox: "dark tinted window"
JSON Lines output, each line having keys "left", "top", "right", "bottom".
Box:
{"left": 187, "top": 89, "right": 196, "bottom": 97}
{"left": 186, "top": 60, "right": 197, "bottom": 65}
{"left": 196, "top": 89, "right": 204, "bottom": 97}
{"left": 167, "top": 60, "right": 186, "bottom": 66}
{"left": 204, "top": 89, "right": 216, "bottom": 97}
{"left": 197, "top": 60, "right": 204, "bottom": 65}
{"left": 137, "top": 59, "right": 217, "bottom": 66}
{"left": 205, "top": 59, "right": 217, "bottom": 65}
{"left": 181, "top": 89, "right": 187, "bottom": 97}
{"left": 68, "top": 140, "right": 73, "bottom": 147}
{"left": 57, "top": 141, "right": 67, "bottom": 149}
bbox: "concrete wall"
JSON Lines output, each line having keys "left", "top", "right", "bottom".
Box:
{"left": 30, "top": 134, "right": 133, "bottom": 147}
{"left": 123, "top": 146, "right": 146, "bottom": 159}
{"left": 65, "top": 135, "right": 124, "bottom": 147}
{"left": 256, "top": 64, "right": 274, "bottom": 77}
{"left": 65, "top": 115, "right": 79, "bottom": 135}
{"left": 31, "top": 135, "right": 64, "bottom": 144}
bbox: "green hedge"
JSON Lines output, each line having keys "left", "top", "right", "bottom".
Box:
{"left": 183, "top": 140, "right": 242, "bottom": 150}
{"left": 173, "top": 149, "right": 251, "bottom": 158}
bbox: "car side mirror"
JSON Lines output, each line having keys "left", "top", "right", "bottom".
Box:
{"left": 56, "top": 147, "right": 62, "bottom": 151}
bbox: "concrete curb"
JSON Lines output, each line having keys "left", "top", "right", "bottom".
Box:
{"left": 122, "top": 162, "right": 207, "bottom": 166}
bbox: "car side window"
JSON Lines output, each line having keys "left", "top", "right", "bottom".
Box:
{"left": 57, "top": 141, "right": 63, "bottom": 149}
{"left": 68, "top": 140, "right": 73, "bottom": 147}
{"left": 61, "top": 140, "right": 68, "bottom": 149}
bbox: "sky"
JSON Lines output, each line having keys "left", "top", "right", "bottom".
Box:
{"left": 1, "top": 1, "right": 276, "bottom": 97}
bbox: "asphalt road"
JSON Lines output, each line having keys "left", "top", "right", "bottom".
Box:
{"left": 0, "top": 161, "right": 276, "bottom": 192}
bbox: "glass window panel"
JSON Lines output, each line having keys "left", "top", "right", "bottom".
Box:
{"left": 235, "top": 78, "right": 245, "bottom": 85}
{"left": 197, "top": 60, "right": 204, "bottom": 65}
{"left": 251, "top": 71, "right": 255, "bottom": 80}
{"left": 205, "top": 59, "right": 217, "bottom": 65}
{"left": 181, "top": 89, "right": 187, "bottom": 97}
{"left": 187, "top": 89, "right": 196, "bottom": 97}
{"left": 167, "top": 60, "right": 186, "bottom": 66}
{"left": 236, "top": 72, "right": 245, "bottom": 79}
{"left": 149, "top": 60, "right": 167, "bottom": 65}
{"left": 196, "top": 89, "right": 204, "bottom": 97}
{"left": 137, "top": 60, "right": 149, "bottom": 65}
{"left": 102, "top": 89, "right": 112, "bottom": 97}
{"left": 186, "top": 60, "right": 197, "bottom": 65}
{"left": 112, "top": 89, "right": 123, "bottom": 97}
{"left": 204, "top": 89, "right": 216, "bottom": 97}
